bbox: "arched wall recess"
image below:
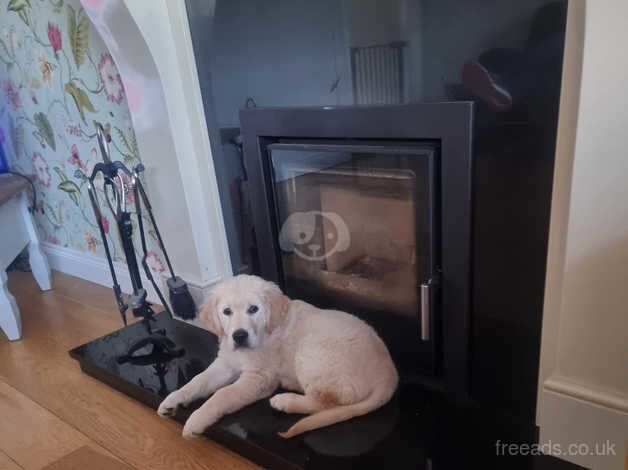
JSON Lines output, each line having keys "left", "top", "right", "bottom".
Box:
{"left": 80, "top": 0, "right": 232, "bottom": 302}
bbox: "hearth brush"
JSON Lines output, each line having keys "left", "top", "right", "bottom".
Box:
{"left": 131, "top": 162, "right": 197, "bottom": 320}
{"left": 75, "top": 122, "right": 197, "bottom": 324}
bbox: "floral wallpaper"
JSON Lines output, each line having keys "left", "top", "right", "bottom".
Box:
{"left": 0, "top": 0, "right": 165, "bottom": 273}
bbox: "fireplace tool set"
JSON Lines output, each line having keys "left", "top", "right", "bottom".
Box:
{"left": 74, "top": 122, "right": 196, "bottom": 360}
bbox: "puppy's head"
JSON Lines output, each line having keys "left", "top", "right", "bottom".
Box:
{"left": 199, "top": 275, "right": 289, "bottom": 350}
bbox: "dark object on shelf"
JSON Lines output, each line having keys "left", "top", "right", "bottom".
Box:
{"left": 4, "top": 171, "right": 37, "bottom": 212}
{"left": 69, "top": 311, "right": 585, "bottom": 470}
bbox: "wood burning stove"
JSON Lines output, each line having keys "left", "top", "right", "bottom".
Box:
{"left": 240, "top": 103, "right": 473, "bottom": 395}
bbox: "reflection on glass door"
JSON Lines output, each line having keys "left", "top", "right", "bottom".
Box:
{"left": 270, "top": 143, "right": 436, "bottom": 326}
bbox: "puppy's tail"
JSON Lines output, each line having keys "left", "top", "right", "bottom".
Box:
{"left": 278, "top": 381, "right": 396, "bottom": 439}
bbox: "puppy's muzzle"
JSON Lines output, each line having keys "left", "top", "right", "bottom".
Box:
{"left": 232, "top": 329, "right": 249, "bottom": 347}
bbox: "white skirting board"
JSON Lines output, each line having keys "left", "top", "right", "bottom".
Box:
{"left": 538, "top": 376, "right": 628, "bottom": 470}
{"left": 41, "top": 242, "right": 215, "bottom": 327}
{"left": 42, "top": 242, "right": 162, "bottom": 303}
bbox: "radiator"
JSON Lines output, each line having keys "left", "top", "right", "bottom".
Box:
{"left": 351, "top": 43, "right": 405, "bottom": 105}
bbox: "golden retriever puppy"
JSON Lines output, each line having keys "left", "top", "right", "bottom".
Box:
{"left": 157, "top": 275, "right": 398, "bottom": 439}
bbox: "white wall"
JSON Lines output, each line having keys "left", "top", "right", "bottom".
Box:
{"left": 210, "top": 0, "right": 353, "bottom": 127}
{"left": 343, "top": 0, "right": 404, "bottom": 47}
{"left": 538, "top": 1, "right": 628, "bottom": 469}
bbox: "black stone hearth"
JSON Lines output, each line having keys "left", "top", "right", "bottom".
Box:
{"left": 70, "top": 313, "right": 585, "bottom": 470}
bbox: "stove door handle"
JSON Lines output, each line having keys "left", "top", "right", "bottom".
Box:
{"left": 420, "top": 279, "right": 433, "bottom": 341}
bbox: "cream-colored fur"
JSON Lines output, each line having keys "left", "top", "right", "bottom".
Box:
{"left": 157, "top": 275, "right": 398, "bottom": 439}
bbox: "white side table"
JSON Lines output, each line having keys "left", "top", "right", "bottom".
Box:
{"left": 0, "top": 174, "right": 52, "bottom": 340}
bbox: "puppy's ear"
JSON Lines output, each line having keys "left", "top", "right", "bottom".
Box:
{"left": 264, "top": 282, "right": 290, "bottom": 334}
{"left": 199, "top": 291, "right": 222, "bottom": 338}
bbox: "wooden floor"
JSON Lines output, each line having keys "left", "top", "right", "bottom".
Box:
{"left": 0, "top": 270, "right": 257, "bottom": 470}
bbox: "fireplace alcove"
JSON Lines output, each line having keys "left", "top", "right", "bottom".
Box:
{"left": 185, "top": 0, "right": 569, "bottom": 432}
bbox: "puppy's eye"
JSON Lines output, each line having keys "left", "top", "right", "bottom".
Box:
{"left": 222, "top": 307, "right": 232, "bottom": 316}
{"left": 247, "top": 305, "right": 259, "bottom": 314}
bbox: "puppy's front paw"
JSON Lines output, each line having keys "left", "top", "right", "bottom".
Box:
{"left": 182, "top": 410, "right": 208, "bottom": 439}
{"left": 269, "top": 393, "right": 290, "bottom": 413}
{"left": 157, "top": 391, "right": 183, "bottom": 417}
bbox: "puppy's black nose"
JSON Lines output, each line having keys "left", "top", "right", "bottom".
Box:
{"left": 232, "top": 329, "right": 249, "bottom": 346}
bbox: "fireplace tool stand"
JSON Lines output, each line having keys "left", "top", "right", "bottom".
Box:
{"left": 75, "top": 122, "right": 196, "bottom": 362}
